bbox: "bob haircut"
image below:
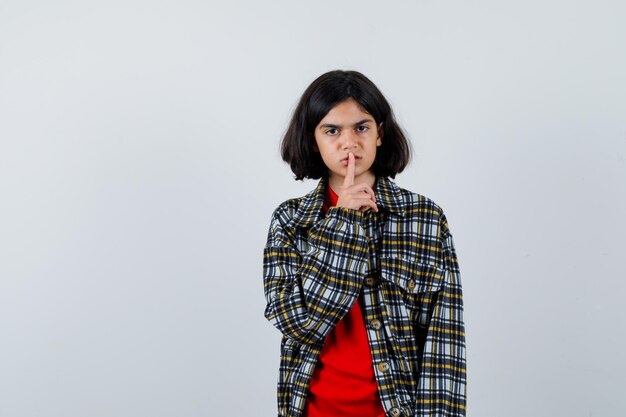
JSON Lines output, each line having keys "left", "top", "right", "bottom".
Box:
{"left": 280, "top": 69, "right": 412, "bottom": 181}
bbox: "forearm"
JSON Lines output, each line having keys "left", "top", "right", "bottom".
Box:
{"left": 414, "top": 228, "right": 467, "bottom": 416}
{"left": 263, "top": 206, "right": 370, "bottom": 344}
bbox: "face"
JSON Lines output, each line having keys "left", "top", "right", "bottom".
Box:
{"left": 313, "top": 98, "right": 383, "bottom": 190}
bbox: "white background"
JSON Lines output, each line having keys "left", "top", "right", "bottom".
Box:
{"left": 1, "top": 1, "right": 625, "bottom": 416}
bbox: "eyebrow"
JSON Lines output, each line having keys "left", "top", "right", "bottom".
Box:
{"left": 319, "top": 119, "right": 374, "bottom": 129}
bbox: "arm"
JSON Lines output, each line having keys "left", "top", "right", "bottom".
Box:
{"left": 262, "top": 204, "right": 370, "bottom": 345}
{"left": 415, "top": 212, "right": 467, "bottom": 416}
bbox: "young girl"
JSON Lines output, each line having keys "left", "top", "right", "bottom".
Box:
{"left": 263, "top": 70, "right": 466, "bottom": 417}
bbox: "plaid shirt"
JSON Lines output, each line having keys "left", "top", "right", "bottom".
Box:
{"left": 262, "top": 175, "right": 466, "bottom": 417}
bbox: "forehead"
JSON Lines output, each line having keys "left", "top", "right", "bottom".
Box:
{"left": 319, "top": 98, "right": 373, "bottom": 123}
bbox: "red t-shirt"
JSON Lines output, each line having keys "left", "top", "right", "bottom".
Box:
{"left": 303, "top": 184, "right": 386, "bottom": 417}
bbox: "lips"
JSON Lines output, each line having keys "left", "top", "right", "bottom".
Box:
{"left": 340, "top": 155, "right": 362, "bottom": 162}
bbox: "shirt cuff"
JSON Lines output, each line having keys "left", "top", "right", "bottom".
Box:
{"left": 325, "top": 206, "right": 365, "bottom": 224}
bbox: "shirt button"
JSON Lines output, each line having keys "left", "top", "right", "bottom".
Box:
{"left": 370, "top": 319, "right": 382, "bottom": 330}
{"left": 377, "top": 362, "right": 390, "bottom": 373}
{"left": 390, "top": 407, "right": 402, "bottom": 417}
{"left": 407, "top": 279, "right": 416, "bottom": 292}
{"left": 364, "top": 277, "right": 377, "bottom": 287}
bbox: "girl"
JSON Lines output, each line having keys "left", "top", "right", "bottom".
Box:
{"left": 263, "top": 70, "right": 466, "bottom": 417}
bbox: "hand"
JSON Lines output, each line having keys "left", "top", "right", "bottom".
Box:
{"left": 336, "top": 152, "right": 379, "bottom": 213}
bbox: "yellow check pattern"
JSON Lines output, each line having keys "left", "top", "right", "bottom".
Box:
{"left": 263, "top": 175, "right": 466, "bottom": 417}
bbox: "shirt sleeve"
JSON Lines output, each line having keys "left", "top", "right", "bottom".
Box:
{"left": 415, "top": 212, "right": 467, "bottom": 416}
{"left": 262, "top": 204, "right": 370, "bottom": 345}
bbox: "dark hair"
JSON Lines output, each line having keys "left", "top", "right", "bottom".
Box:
{"left": 280, "top": 70, "right": 412, "bottom": 181}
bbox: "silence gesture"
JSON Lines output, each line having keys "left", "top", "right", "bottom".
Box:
{"left": 335, "top": 152, "right": 379, "bottom": 213}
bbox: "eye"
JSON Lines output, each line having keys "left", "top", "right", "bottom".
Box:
{"left": 356, "top": 125, "right": 369, "bottom": 132}
{"left": 325, "top": 128, "right": 339, "bottom": 136}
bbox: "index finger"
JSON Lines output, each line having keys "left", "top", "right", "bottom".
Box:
{"left": 343, "top": 152, "right": 355, "bottom": 187}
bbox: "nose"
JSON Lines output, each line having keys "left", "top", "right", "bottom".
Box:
{"left": 341, "top": 130, "right": 358, "bottom": 149}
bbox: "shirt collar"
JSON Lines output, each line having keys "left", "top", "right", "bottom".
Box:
{"left": 291, "top": 175, "right": 406, "bottom": 228}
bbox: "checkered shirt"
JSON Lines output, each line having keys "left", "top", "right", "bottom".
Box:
{"left": 262, "top": 175, "right": 466, "bottom": 417}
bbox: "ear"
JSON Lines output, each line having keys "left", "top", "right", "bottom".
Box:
{"left": 377, "top": 122, "right": 384, "bottom": 145}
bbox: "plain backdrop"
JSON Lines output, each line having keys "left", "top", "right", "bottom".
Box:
{"left": 1, "top": 1, "right": 625, "bottom": 416}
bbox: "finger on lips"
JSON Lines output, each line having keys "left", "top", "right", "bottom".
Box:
{"left": 341, "top": 151, "right": 378, "bottom": 212}
{"left": 343, "top": 152, "right": 355, "bottom": 187}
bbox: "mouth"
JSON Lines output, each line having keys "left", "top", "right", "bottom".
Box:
{"left": 340, "top": 155, "right": 362, "bottom": 162}
{"left": 340, "top": 155, "right": 362, "bottom": 166}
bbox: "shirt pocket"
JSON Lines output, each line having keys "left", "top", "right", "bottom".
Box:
{"left": 379, "top": 256, "right": 445, "bottom": 339}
